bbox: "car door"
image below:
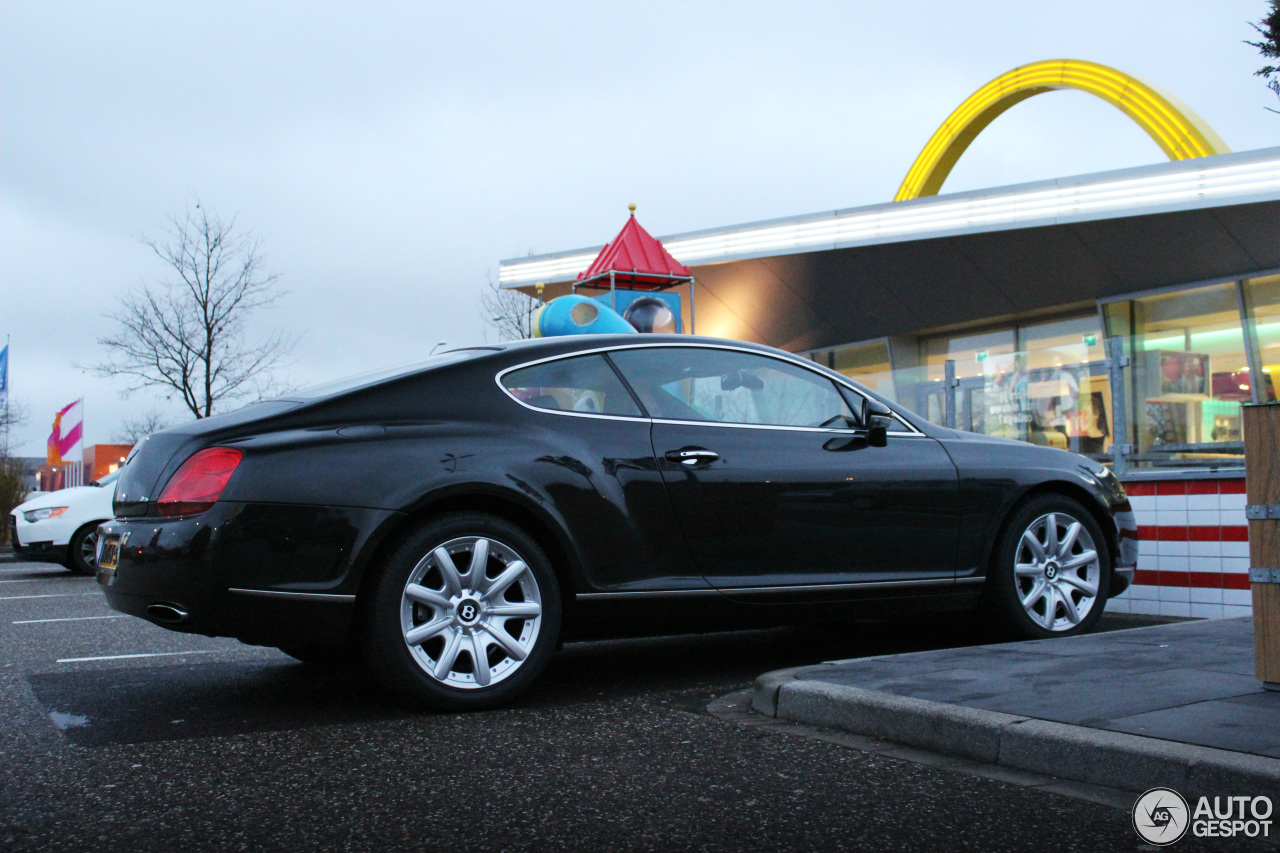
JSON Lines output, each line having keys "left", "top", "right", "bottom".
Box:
{"left": 608, "top": 345, "right": 960, "bottom": 594}
{"left": 497, "top": 351, "right": 705, "bottom": 594}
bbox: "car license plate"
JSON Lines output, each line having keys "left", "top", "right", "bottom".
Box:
{"left": 98, "top": 536, "right": 121, "bottom": 571}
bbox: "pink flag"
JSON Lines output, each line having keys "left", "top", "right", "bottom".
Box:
{"left": 47, "top": 399, "right": 83, "bottom": 466}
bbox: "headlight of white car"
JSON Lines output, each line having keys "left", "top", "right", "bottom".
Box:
{"left": 22, "top": 507, "right": 68, "bottom": 522}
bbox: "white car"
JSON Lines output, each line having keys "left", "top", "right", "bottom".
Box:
{"left": 8, "top": 470, "right": 119, "bottom": 575}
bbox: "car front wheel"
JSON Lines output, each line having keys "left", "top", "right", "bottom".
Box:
{"left": 360, "top": 513, "right": 561, "bottom": 710}
{"left": 983, "top": 494, "right": 1110, "bottom": 639}
{"left": 66, "top": 523, "right": 102, "bottom": 576}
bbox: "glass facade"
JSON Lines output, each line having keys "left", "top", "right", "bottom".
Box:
{"left": 804, "top": 272, "right": 1280, "bottom": 473}
{"left": 810, "top": 340, "right": 895, "bottom": 398}
{"left": 1104, "top": 282, "right": 1250, "bottom": 468}
{"left": 1243, "top": 273, "right": 1280, "bottom": 402}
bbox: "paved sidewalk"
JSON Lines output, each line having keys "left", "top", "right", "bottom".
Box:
{"left": 752, "top": 617, "right": 1280, "bottom": 796}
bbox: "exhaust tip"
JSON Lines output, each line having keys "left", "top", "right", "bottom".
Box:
{"left": 146, "top": 603, "right": 191, "bottom": 624}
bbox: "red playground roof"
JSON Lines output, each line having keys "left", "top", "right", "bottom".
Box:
{"left": 576, "top": 207, "right": 691, "bottom": 290}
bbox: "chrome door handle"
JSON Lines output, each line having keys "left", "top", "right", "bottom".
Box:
{"left": 664, "top": 448, "right": 720, "bottom": 466}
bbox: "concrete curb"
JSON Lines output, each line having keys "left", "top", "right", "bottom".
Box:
{"left": 753, "top": 671, "right": 1280, "bottom": 796}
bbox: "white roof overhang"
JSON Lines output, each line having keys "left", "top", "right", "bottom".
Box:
{"left": 499, "top": 147, "right": 1280, "bottom": 288}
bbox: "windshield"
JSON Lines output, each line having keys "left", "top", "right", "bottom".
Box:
{"left": 283, "top": 349, "right": 497, "bottom": 400}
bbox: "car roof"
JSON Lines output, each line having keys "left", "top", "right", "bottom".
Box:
{"left": 289, "top": 335, "right": 793, "bottom": 401}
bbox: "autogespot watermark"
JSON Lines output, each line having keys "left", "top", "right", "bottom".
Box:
{"left": 1132, "top": 788, "right": 1274, "bottom": 845}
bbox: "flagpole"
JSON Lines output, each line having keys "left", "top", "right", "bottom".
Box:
{"left": 3, "top": 334, "right": 9, "bottom": 459}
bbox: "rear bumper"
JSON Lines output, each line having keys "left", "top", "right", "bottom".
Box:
{"left": 96, "top": 501, "right": 402, "bottom": 647}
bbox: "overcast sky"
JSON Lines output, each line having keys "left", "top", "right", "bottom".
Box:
{"left": 3, "top": 1, "right": 1278, "bottom": 454}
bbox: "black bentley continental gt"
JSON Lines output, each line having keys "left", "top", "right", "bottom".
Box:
{"left": 97, "top": 335, "right": 1137, "bottom": 709}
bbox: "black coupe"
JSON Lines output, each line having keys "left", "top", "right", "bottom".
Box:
{"left": 97, "top": 335, "right": 1137, "bottom": 709}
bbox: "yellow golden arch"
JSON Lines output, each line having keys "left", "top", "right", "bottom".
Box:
{"left": 894, "top": 59, "right": 1230, "bottom": 201}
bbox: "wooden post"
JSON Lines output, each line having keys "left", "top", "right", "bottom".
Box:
{"left": 1242, "top": 402, "right": 1280, "bottom": 690}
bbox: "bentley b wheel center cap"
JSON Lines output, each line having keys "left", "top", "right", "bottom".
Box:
{"left": 1044, "top": 562, "right": 1059, "bottom": 580}
{"left": 456, "top": 598, "right": 481, "bottom": 624}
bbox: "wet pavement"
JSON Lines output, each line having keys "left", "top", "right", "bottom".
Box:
{"left": 1, "top": 559, "right": 1259, "bottom": 852}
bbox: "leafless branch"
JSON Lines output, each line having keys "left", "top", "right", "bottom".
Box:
{"left": 0, "top": 398, "right": 29, "bottom": 459}
{"left": 84, "top": 198, "right": 297, "bottom": 418}
{"left": 111, "top": 409, "right": 176, "bottom": 445}
{"left": 480, "top": 270, "right": 540, "bottom": 342}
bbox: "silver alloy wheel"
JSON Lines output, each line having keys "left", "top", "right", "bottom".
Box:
{"left": 399, "top": 535, "right": 543, "bottom": 690}
{"left": 79, "top": 530, "right": 98, "bottom": 568}
{"left": 1014, "top": 511, "right": 1101, "bottom": 631}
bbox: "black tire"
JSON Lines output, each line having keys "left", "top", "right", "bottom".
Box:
{"left": 981, "top": 493, "right": 1111, "bottom": 640}
{"left": 359, "top": 512, "right": 562, "bottom": 711}
{"left": 66, "top": 523, "right": 104, "bottom": 576}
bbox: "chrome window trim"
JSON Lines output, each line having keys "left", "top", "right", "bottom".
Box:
{"left": 495, "top": 340, "right": 923, "bottom": 437}
{"left": 495, "top": 350, "right": 650, "bottom": 422}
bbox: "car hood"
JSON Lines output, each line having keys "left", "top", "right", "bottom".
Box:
{"left": 15, "top": 484, "right": 115, "bottom": 513}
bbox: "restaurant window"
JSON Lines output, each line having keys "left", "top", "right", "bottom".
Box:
{"left": 1243, "top": 273, "right": 1280, "bottom": 402}
{"left": 923, "top": 329, "right": 1015, "bottom": 381}
{"left": 1104, "top": 281, "right": 1248, "bottom": 467}
{"left": 1016, "top": 315, "right": 1111, "bottom": 455}
{"left": 809, "top": 340, "right": 895, "bottom": 398}
{"left": 917, "top": 313, "right": 1106, "bottom": 453}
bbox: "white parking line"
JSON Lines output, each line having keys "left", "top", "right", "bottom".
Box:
{"left": 0, "top": 593, "right": 100, "bottom": 601}
{"left": 57, "top": 650, "right": 217, "bottom": 663}
{"left": 0, "top": 578, "right": 57, "bottom": 584}
{"left": 14, "top": 614, "right": 127, "bottom": 625}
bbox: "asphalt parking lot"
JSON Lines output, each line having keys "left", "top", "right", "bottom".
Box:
{"left": 1, "top": 558, "right": 1258, "bottom": 853}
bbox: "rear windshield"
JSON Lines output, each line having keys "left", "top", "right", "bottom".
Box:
{"left": 285, "top": 349, "right": 496, "bottom": 400}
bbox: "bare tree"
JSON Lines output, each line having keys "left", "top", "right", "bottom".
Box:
{"left": 0, "top": 398, "right": 29, "bottom": 459}
{"left": 112, "top": 409, "right": 175, "bottom": 445}
{"left": 87, "top": 200, "right": 296, "bottom": 418}
{"left": 0, "top": 400, "right": 31, "bottom": 538}
{"left": 480, "top": 271, "right": 541, "bottom": 341}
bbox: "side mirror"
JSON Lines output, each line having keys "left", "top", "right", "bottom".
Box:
{"left": 858, "top": 396, "right": 891, "bottom": 448}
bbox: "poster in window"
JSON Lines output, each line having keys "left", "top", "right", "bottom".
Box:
{"left": 1148, "top": 350, "right": 1210, "bottom": 400}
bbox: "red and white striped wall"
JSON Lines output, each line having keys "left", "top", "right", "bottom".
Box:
{"left": 1110, "top": 478, "right": 1251, "bottom": 619}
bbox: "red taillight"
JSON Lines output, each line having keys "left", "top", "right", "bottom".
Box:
{"left": 156, "top": 448, "right": 243, "bottom": 517}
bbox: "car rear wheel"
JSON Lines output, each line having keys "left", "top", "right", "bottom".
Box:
{"left": 982, "top": 494, "right": 1110, "bottom": 639}
{"left": 360, "top": 512, "right": 561, "bottom": 710}
{"left": 66, "top": 523, "right": 102, "bottom": 576}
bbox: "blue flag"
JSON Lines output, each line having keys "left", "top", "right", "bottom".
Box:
{"left": 0, "top": 344, "right": 7, "bottom": 408}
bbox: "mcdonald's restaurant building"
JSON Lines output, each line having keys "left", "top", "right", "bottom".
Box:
{"left": 499, "top": 62, "right": 1280, "bottom": 620}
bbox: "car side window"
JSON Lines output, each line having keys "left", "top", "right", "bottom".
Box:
{"left": 609, "top": 347, "right": 858, "bottom": 429}
{"left": 501, "top": 354, "right": 644, "bottom": 417}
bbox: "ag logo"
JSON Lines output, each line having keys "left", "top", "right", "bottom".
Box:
{"left": 1133, "top": 787, "right": 1190, "bottom": 845}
